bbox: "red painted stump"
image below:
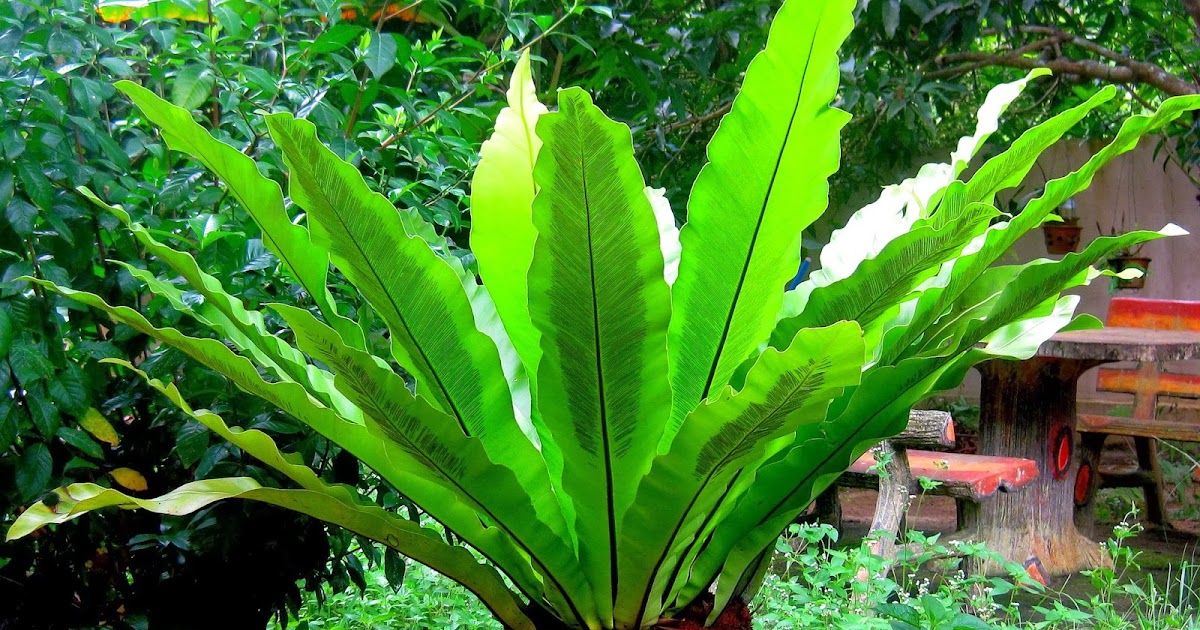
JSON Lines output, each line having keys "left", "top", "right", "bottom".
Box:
{"left": 959, "top": 358, "right": 1109, "bottom": 576}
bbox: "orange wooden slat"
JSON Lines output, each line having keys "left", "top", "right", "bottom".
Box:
{"left": 848, "top": 451, "right": 1039, "bottom": 500}
{"left": 1095, "top": 368, "right": 1200, "bottom": 398}
{"left": 1107, "top": 297, "right": 1200, "bottom": 331}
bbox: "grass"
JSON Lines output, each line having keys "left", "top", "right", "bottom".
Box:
{"left": 277, "top": 512, "right": 1200, "bottom": 629}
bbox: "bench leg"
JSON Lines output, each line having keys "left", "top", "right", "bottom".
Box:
{"left": 956, "top": 498, "right": 978, "bottom": 532}
{"left": 1133, "top": 436, "right": 1168, "bottom": 527}
{"left": 813, "top": 486, "right": 842, "bottom": 531}
{"left": 1074, "top": 432, "right": 1106, "bottom": 537}
{"left": 868, "top": 444, "right": 912, "bottom": 563}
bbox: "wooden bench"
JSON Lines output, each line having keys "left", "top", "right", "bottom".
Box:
{"left": 817, "top": 410, "right": 1039, "bottom": 560}
{"left": 1074, "top": 297, "right": 1200, "bottom": 531}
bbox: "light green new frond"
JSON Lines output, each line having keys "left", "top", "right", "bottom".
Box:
{"left": 471, "top": 50, "right": 548, "bottom": 379}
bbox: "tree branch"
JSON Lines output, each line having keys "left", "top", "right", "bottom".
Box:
{"left": 651, "top": 101, "right": 733, "bottom": 136}
{"left": 928, "top": 25, "right": 1199, "bottom": 97}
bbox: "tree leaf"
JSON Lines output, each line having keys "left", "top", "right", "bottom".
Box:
{"left": 110, "top": 467, "right": 149, "bottom": 491}
{"left": 26, "top": 386, "right": 61, "bottom": 439}
{"left": 170, "top": 64, "right": 214, "bottom": 111}
{"left": 16, "top": 443, "right": 53, "bottom": 503}
{"left": 4, "top": 199, "right": 37, "bottom": 237}
{"left": 0, "top": 306, "right": 13, "bottom": 357}
{"left": 883, "top": 0, "right": 902, "bottom": 37}
{"left": 175, "top": 420, "right": 209, "bottom": 467}
{"left": 56, "top": 427, "right": 105, "bottom": 459}
{"left": 79, "top": 407, "right": 120, "bottom": 446}
{"left": 384, "top": 547, "right": 407, "bottom": 592}
{"left": 0, "top": 401, "right": 17, "bottom": 452}
{"left": 362, "top": 32, "right": 398, "bottom": 80}
{"left": 311, "top": 23, "right": 364, "bottom": 53}
{"left": 48, "top": 366, "right": 89, "bottom": 415}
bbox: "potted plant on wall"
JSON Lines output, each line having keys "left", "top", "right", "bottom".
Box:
{"left": 1043, "top": 197, "right": 1083, "bottom": 254}
{"left": 1100, "top": 158, "right": 1151, "bottom": 288}
{"left": 1105, "top": 241, "right": 1152, "bottom": 289}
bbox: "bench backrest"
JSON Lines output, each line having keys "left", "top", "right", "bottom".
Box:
{"left": 1097, "top": 298, "right": 1200, "bottom": 405}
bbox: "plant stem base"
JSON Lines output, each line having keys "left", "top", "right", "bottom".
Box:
{"left": 653, "top": 594, "right": 751, "bottom": 630}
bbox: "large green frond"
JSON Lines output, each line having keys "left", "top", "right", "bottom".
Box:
{"left": 264, "top": 113, "right": 517, "bottom": 444}
{"left": 692, "top": 224, "right": 1182, "bottom": 611}
{"left": 87, "top": 359, "right": 535, "bottom": 630}
{"left": 272, "top": 303, "right": 593, "bottom": 624}
{"left": 616, "top": 323, "right": 863, "bottom": 626}
{"left": 7, "top": 478, "right": 534, "bottom": 630}
{"left": 772, "top": 202, "right": 997, "bottom": 355}
{"left": 810, "top": 69, "right": 1049, "bottom": 285}
{"left": 881, "top": 94, "right": 1200, "bottom": 365}
{"left": 667, "top": 0, "right": 855, "bottom": 437}
{"left": 21, "top": 278, "right": 549, "bottom": 602}
{"left": 527, "top": 87, "right": 672, "bottom": 625}
{"left": 112, "top": 81, "right": 361, "bottom": 347}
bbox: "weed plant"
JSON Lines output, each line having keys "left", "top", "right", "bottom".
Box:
{"left": 282, "top": 513, "right": 1200, "bottom": 629}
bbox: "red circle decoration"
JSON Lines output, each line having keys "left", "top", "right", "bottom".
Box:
{"left": 1052, "top": 427, "right": 1072, "bottom": 480}
{"left": 1074, "top": 463, "right": 1092, "bottom": 505}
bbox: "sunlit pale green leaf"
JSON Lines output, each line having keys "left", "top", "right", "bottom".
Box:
{"left": 667, "top": 0, "right": 855, "bottom": 439}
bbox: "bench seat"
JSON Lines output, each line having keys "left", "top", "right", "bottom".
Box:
{"left": 841, "top": 450, "right": 1039, "bottom": 502}
{"left": 1078, "top": 413, "right": 1200, "bottom": 442}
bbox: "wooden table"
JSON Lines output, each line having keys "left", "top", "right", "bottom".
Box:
{"left": 962, "top": 327, "right": 1200, "bottom": 577}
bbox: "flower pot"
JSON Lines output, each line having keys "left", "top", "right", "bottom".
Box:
{"left": 1107, "top": 255, "right": 1152, "bottom": 289}
{"left": 1042, "top": 222, "right": 1082, "bottom": 254}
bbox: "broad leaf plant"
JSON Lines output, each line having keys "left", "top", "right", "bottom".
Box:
{"left": 8, "top": 1, "right": 1198, "bottom": 628}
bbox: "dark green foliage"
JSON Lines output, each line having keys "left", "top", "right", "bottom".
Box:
{"left": 0, "top": 0, "right": 586, "bottom": 625}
